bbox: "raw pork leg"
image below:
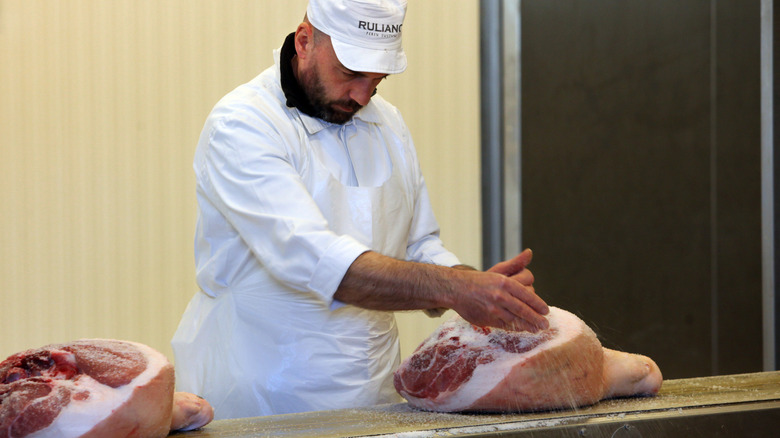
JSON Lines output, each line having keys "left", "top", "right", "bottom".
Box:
{"left": 393, "top": 307, "right": 662, "bottom": 413}
{"left": 1, "top": 339, "right": 214, "bottom": 438}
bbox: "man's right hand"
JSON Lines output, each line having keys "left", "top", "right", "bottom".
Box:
{"left": 446, "top": 268, "right": 549, "bottom": 333}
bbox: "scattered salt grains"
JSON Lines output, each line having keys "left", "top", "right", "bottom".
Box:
{"left": 71, "top": 340, "right": 147, "bottom": 366}
{"left": 368, "top": 417, "right": 572, "bottom": 437}
{"left": 356, "top": 404, "right": 586, "bottom": 438}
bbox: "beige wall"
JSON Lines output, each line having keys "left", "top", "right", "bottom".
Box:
{"left": 0, "top": 1, "right": 480, "bottom": 364}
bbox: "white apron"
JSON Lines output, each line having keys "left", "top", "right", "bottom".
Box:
{"left": 171, "top": 129, "right": 413, "bottom": 419}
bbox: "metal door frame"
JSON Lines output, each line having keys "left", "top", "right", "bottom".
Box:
{"left": 480, "top": 0, "right": 521, "bottom": 267}
{"left": 761, "top": 0, "right": 777, "bottom": 370}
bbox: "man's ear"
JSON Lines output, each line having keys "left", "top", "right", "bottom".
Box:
{"left": 294, "top": 23, "right": 315, "bottom": 60}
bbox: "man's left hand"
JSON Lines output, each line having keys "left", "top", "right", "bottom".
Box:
{"left": 487, "top": 248, "right": 535, "bottom": 294}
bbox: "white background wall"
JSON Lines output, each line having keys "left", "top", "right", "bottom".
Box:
{"left": 0, "top": 0, "right": 481, "bottom": 364}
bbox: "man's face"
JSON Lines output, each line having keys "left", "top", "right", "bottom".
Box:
{"left": 297, "top": 32, "right": 387, "bottom": 124}
{"left": 298, "top": 60, "right": 363, "bottom": 124}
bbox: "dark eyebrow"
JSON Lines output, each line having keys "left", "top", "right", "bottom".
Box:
{"left": 339, "top": 62, "right": 388, "bottom": 80}
{"left": 365, "top": 73, "right": 390, "bottom": 80}
{"left": 352, "top": 70, "right": 388, "bottom": 80}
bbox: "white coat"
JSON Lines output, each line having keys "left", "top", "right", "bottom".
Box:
{"left": 171, "top": 49, "right": 459, "bottom": 420}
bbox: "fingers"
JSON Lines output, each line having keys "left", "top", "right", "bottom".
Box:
{"left": 502, "top": 285, "right": 549, "bottom": 330}
{"left": 474, "top": 277, "right": 549, "bottom": 332}
{"left": 494, "top": 306, "right": 548, "bottom": 333}
{"left": 453, "top": 260, "right": 549, "bottom": 333}
{"left": 487, "top": 248, "right": 533, "bottom": 276}
{"left": 512, "top": 268, "right": 534, "bottom": 286}
{"left": 460, "top": 302, "right": 546, "bottom": 333}
{"left": 505, "top": 276, "right": 548, "bottom": 315}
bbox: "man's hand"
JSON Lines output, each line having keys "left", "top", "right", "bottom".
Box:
{"left": 447, "top": 264, "right": 548, "bottom": 333}
{"left": 487, "top": 248, "right": 536, "bottom": 294}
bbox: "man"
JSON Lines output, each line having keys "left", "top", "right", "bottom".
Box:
{"left": 171, "top": 0, "right": 549, "bottom": 420}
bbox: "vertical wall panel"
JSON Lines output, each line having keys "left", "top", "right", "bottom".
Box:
{"left": 0, "top": 1, "right": 480, "bottom": 362}
{"left": 520, "top": 0, "right": 762, "bottom": 378}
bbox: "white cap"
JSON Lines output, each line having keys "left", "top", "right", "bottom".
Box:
{"left": 307, "top": 0, "right": 408, "bottom": 74}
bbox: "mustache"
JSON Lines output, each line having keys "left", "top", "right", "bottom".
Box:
{"left": 332, "top": 99, "right": 362, "bottom": 113}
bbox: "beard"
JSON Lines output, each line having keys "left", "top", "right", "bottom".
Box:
{"left": 298, "top": 66, "right": 363, "bottom": 125}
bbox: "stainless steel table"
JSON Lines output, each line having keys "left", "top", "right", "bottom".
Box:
{"left": 171, "top": 371, "right": 780, "bottom": 437}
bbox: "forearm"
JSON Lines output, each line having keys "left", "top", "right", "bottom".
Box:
{"left": 334, "top": 251, "right": 460, "bottom": 311}
{"left": 335, "top": 250, "right": 549, "bottom": 331}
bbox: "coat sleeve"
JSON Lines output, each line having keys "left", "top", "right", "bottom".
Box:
{"left": 194, "top": 103, "right": 369, "bottom": 304}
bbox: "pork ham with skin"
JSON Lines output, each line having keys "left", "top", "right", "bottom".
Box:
{"left": 393, "top": 307, "right": 662, "bottom": 413}
{"left": 0, "top": 339, "right": 213, "bottom": 438}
